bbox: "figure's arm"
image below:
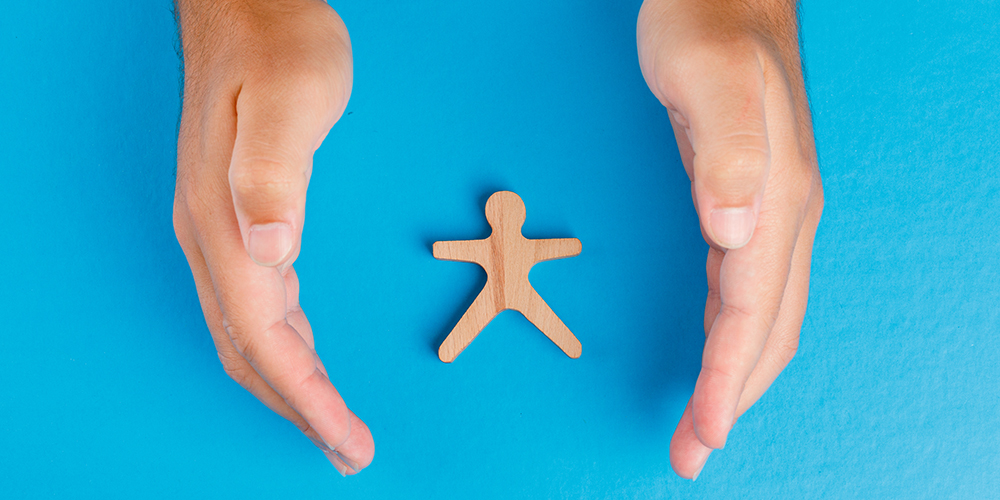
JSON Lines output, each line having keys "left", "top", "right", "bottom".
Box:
{"left": 532, "top": 238, "right": 582, "bottom": 262}
{"left": 172, "top": 0, "right": 371, "bottom": 476}
{"left": 432, "top": 239, "right": 488, "bottom": 265}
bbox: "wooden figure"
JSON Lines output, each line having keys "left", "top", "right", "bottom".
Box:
{"left": 433, "top": 191, "right": 582, "bottom": 362}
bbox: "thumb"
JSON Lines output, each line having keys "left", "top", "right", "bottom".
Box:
{"left": 228, "top": 78, "right": 348, "bottom": 267}
{"left": 678, "top": 50, "right": 770, "bottom": 250}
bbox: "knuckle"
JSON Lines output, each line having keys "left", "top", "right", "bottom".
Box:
{"left": 809, "top": 171, "right": 825, "bottom": 215}
{"left": 703, "top": 146, "right": 769, "bottom": 179}
{"left": 172, "top": 187, "right": 217, "bottom": 251}
{"left": 773, "top": 334, "right": 800, "bottom": 366}
{"left": 760, "top": 333, "right": 799, "bottom": 374}
{"left": 704, "top": 291, "right": 721, "bottom": 336}
{"left": 289, "top": 63, "right": 343, "bottom": 106}
{"left": 658, "top": 36, "right": 756, "bottom": 83}
{"left": 702, "top": 363, "right": 739, "bottom": 384}
{"left": 776, "top": 158, "right": 824, "bottom": 219}
{"left": 172, "top": 199, "right": 194, "bottom": 247}
{"left": 278, "top": 376, "right": 311, "bottom": 409}
{"left": 719, "top": 301, "right": 753, "bottom": 322}
{"left": 719, "top": 302, "right": 775, "bottom": 336}
{"left": 281, "top": 367, "right": 351, "bottom": 445}
{"left": 218, "top": 350, "right": 253, "bottom": 387}
{"left": 174, "top": 168, "right": 230, "bottom": 229}
{"left": 242, "top": 54, "right": 350, "bottom": 122}
{"left": 688, "top": 36, "right": 754, "bottom": 63}
{"left": 296, "top": 419, "right": 316, "bottom": 438}
{"left": 224, "top": 322, "right": 262, "bottom": 368}
{"left": 229, "top": 160, "right": 300, "bottom": 205}
{"left": 699, "top": 147, "right": 770, "bottom": 198}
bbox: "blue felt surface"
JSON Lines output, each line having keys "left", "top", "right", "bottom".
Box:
{"left": 1, "top": 0, "right": 998, "bottom": 498}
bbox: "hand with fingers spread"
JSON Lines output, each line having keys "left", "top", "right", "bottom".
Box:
{"left": 172, "top": 0, "right": 373, "bottom": 475}
{"left": 637, "top": 0, "right": 824, "bottom": 479}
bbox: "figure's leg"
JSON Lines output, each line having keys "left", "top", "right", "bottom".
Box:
{"left": 439, "top": 287, "right": 500, "bottom": 362}
{"left": 516, "top": 287, "right": 582, "bottom": 358}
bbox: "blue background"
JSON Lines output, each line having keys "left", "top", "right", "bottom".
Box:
{"left": 1, "top": 0, "right": 998, "bottom": 498}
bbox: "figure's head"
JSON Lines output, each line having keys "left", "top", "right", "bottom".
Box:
{"left": 485, "top": 191, "right": 526, "bottom": 231}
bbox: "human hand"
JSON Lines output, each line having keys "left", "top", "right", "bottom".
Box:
{"left": 172, "top": 0, "right": 373, "bottom": 475}
{"left": 637, "top": 0, "right": 824, "bottom": 479}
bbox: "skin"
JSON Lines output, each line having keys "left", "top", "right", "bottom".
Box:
{"left": 171, "top": 0, "right": 822, "bottom": 481}
{"left": 172, "top": 0, "right": 373, "bottom": 475}
{"left": 637, "top": 0, "right": 824, "bottom": 480}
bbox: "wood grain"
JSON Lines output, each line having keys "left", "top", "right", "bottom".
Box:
{"left": 433, "top": 191, "right": 582, "bottom": 362}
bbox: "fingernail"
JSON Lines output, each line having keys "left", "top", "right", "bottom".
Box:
{"left": 692, "top": 461, "right": 706, "bottom": 481}
{"left": 710, "top": 208, "right": 755, "bottom": 249}
{"left": 718, "top": 413, "right": 736, "bottom": 449}
{"left": 332, "top": 450, "right": 362, "bottom": 474}
{"left": 716, "top": 423, "right": 730, "bottom": 450}
{"left": 247, "top": 222, "right": 293, "bottom": 266}
{"left": 278, "top": 257, "right": 293, "bottom": 275}
{"left": 307, "top": 434, "right": 330, "bottom": 452}
{"left": 325, "top": 451, "right": 351, "bottom": 477}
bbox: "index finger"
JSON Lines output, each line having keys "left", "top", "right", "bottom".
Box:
{"left": 198, "top": 219, "right": 356, "bottom": 453}
{"left": 690, "top": 195, "right": 801, "bottom": 449}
